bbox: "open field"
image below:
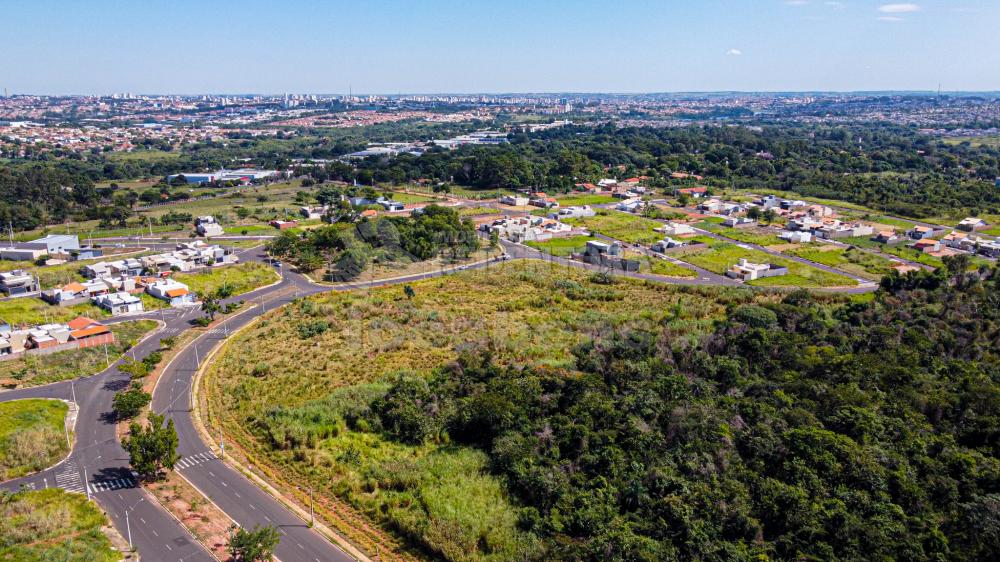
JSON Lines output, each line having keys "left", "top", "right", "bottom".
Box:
{"left": 105, "top": 149, "right": 181, "bottom": 162}
{"left": 385, "top": 191, "right": 438, "bottom": 204}
{"left": 703, "top": 224, "right": 785, "bottom": 246}
{"left": 843, "top": 236, "right": 946, "bottom": 268}
{"left": 457, "top": 205, "right": 502, "bottom": 217}
{"left": 0, "top": 399, "right": 69, "bottom": 480}
{"left": 554, "top": 193, "right": 617, "bottom": 206}
{"left": 525, "top": 235, "right": 596, "bottom": 257}
{"left": 0, "top": 297, "right": 110, "bottom": 326}
{"left": 641, "top": 255, "right": 699, "bottom": 277}
{"left": 730, "top": 188, "right": 877, "bottom": 213}
{"left": 562, "top": 211, "right": 664, "bottom": 244}
{"left": 941, "top": 135, "right": 1000, "bottom": 148}
{"left": 783, "top": 244, "right": 895, "bottom": 280}
{"left": 674, "top": 240, "right": 857, "bottom": 287}
{"left": 0, "top": 489, "right": 119, "bottom": 562}
{"left": 316, "top": 248, "right": 496, "bottom": 285}
{"left": 174, "top": 262, "right": 279, "bottom": 297}
{"left": 0, "top": 320, "right": 158, "bottom": 388}
{"left": 203, "top": 265, "right": 779, "bottom": 560}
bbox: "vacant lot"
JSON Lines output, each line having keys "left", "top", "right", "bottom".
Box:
{"left": 0, "top": 399, "right": 69, "bottom": 480}
{"left": 562, "top": 211, "right": 664, "bottom": 244}
{"left": 785, "top": 245, "right": 895, "bottom": 280}
{"left": 0, "top": 320, "right": 158, "bottom": 388}
{"left": 174, "top": 262, "right": 279, "bottom": 297}
{"left": 0, "top": 298, "right": 110, "bottom": 327}
{"left": 525, "top": 235, "right": 596, "bottom": 257}
{"left": 0, "top": 489, "right": 118, "bottom": 562}
{"left": 674, "top": 241, "right": 857, "bottom": 287}
{"left": 555, "top": 193, "right": 617, "bottom": 206}
{"left": 203, "top": 265, "right": 772, "bottom": 560}
{"left": 703, "top": 224, "right": 785, "bottom": 246}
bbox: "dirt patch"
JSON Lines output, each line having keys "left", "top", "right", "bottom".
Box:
{"left": 146, "top": 471, "right": 232, "bottom": 561}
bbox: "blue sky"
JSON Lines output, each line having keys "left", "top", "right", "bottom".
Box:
{"left": 1, "top": 0, "right": 997, "bottom": 94}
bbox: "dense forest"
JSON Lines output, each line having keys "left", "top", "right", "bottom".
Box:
{"left": 329, "top": 257, "right": 998, "bottom": 560}
{"left": 2, "top": 121, "right": 1000, "bottom": 230}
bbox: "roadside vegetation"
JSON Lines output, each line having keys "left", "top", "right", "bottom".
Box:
{"left": 0, "top": 319, "right": 158, "bottom": 388}
{"left": 0, "top": 489, "right": 119, "bottom": 562}
{"left": 0, "top": 399, "right": 69, "bottom": 480}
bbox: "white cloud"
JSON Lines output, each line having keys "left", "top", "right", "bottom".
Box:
{"left": 878, "top": 15, "right": 904, "bottom": 21}
{"left": 878, "top": 3, "right": 920, "bottom": 13}
{"left": 726, "top": 49, "right": 743, "bottom": 56}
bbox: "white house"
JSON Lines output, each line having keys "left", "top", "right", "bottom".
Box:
{"left": 93, "top": 292, "right": 144, "bottom": 315}
{"left": 656, "top": 222, "right": 695, "bottom": 237}
{"left": 146, "top": 279, "right": 195, "bottom": 306}
{"left": 195, "top": 216, "right": 224, "bottom": 237}
{"left": 780, "top": 230, "right": 813, "bottom": 243}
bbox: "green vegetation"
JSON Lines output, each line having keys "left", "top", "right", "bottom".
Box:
{"left": 112, "top": 384, "right": 152, "bottom": 420}
{"left": 458, "top": 206, "right": 502, "bottom": 217}
{"left": 205, "top": 265, "right": 802, "bottom": 560}
{"left": 785, "top": 244, "right": 895, "bottom": 279}
{"left": 525, "top": 235, "right": 596, "bottom": 257}
{"left": 845, "top": 236, "right": 946, "bottom": 268}
{"left": 345, "top": 260, "right": 999, "bottom": 560}
{"left": 124, "top": 412, "right": 179, "bottom": 480}
{"left": 0, "top": 489, "right": 118, "bottom": 562}
{"left": 562, "top": 211, "right": 663, "bottom": 244}
{"left": 554, "top": 193, "right": 617, "bottom": 206}
{"left": 0, "top": 399, "right": 68, "bottom": 480}
{"left": 702, "top": 224, "right": 785, "bottom": 246}
{"left": 0, "top": 298, "right": 109, "bottom": 327}
{"left": 174, "top": 262, "right": 279, "bottom": 297}
{"left": 675, "top": 240, "right": 857, "bottom": 287}
{"left": 646, "top": 257, "right": 698, "bottom": 278}
{"left": 228, "top": 524, "right": 281, "bottom": 562}
{"left": 0, "top": 320, "right": 158, "bottom": 388}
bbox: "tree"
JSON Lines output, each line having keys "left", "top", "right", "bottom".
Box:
{"left": 404, "top": 285, "right": 415, "bottom": 300}
{"left": 762, "top": 208, "right": 777, "bottom": 224}
{"left": 123, "top": 412, "right": 179, "bottom": 480}
{"left": 201, "top": 295, "right": 221, "bottom": 321}
{"left": 112, "top": 384, "right": 151, "bottom": 420}
{"left": 746, "top": 206, "right": 762, "bottom": 220}
{"left": 228, "top": 524, "right": 281, "bottom": 562}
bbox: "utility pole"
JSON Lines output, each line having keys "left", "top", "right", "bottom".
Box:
{"left": 126, "top": 509, "right": 132, "bottom": 550}
{"left": 220, "top": 427, "right": 224, "bottom": 457}
{"left": 83, "top": 467, "right": 90, "bottom": 500}
{"left": 194, "top": 344, "right": 200, "bottom": 369}
{"left": 103, "top": 344, "right": 109, "bottom": 366}
{"left": 309, "top": 486, "right": 315, "bottom": 527}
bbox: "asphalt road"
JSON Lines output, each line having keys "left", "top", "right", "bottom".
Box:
{"left": 1, "top": 238, "right": 878, "bottom": 562}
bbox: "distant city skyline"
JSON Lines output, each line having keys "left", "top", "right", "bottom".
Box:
{"left": 2, "top": 0, "right": 998, "bottom": 95}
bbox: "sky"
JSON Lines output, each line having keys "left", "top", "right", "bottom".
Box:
{"left": 1, "top": 0, "right": 998, "bottom": 95}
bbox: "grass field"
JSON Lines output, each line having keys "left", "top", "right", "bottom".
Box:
{"left": 457, "top": 206, "right": 502, "bottom": 217}
{"left": 0, "top": 399, "right": 69, "bottom": 480}
{"left": 562, "top": 211, "right": 664, "bottom": 244}
{"left": 0, "top": 298, "right": 110, "bottom": 327}
{"left": 203, "top": 265, "right": 772, "bottom": 560}
{"left": 106, "top": 149, "right": 181, "bottom": 162}
{"left": 525, "top": 235, "right": 596, "bottom": 257}
{"left": 843, "top": 237, "right": 945, "bottom": 268}
{"left": 645, "top": 256, "right": 699, "bottom": 278}
{"left": 783, "top": 245, "right": 895, "bottom": 280}
{"left": 0, "top": 320, "right": 158, "bottom": 388}
{"left": 554, "top": 193, "right": 617, "bottom": 206}
{"left": 0, "top": 489, "right": 118, "bottom": 562}
{"left": 174, "top": 262, "right": 279, "bottom": 297}
{"left": 385, "top": 192, "right": 438, "bottom": 204}
{"left": 941, "top": 135, "right": 1000, "bottom": 148}
{"left": 674, "top": 241, "right": 857, "bottom": 287}
{"left": 703, "top": 224, "right": 785, "bottom": 246}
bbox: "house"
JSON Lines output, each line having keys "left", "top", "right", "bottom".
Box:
{"left": 93, "top": 291, "right": 144, "bottom": 315}
{"left": 788, "top": 217, "right": 824, "bottom": 232}
{"left": 0, "top": 270, "right": 39, "bottom": 298}
{"left": 270, "top": 220, "right": 298, "bottom": 230}
{"left": 42, "top": 279, "right": 109, "bottom": 306}
{"left": 70, "top": 247, "right": 103, "bottom": 261}
{"left": 66, "top": 317, "right": 115, "bottom": 347}
{"left": 956, "top": 217, "right": 989, "bottom": 232}
{"left": 726, "top": 259, "right": 789, "bottom": 281}
{"left": 578, "top": 240, "right": 640, "bottom": 271}
{"left": 616, "top": 200, "right": 644, "bottom": 213}
{"left": 941, "top": 231, "right": 969, "bottom": 249}
{"left": 360, "top": 209, "right": 378, "bottom": 219}
{"left": 656, "top": 222, "right": 695, "bottom": 237}
{"left": 722, "top": 217, "right": 755, "bottom": 228}
{"left": 0, "top": 234, "right": 81, "bottom": 261}
{"left": 815, "top": 222, "right": 874, "bottom": 240}
{"left": 300, "top": 206, "right": 329, "bottom": 219}
{"left": 553, "top": 206, "right": 596, "bottom": 219}
{"left": 912, "top": 239, "right": 941, "bottom": 253}
{"left": 500, "top": 195, "right": 529, "bottom": 206}
{"left": 529, "top": 195, "right": 559, "bottom": 209}
{"left": 676, "top": 186, "right": 708, "bottom": 199}
{"left": 670, "top": 172, "right": 704, "bottom": 180}
{"left": 780, "top": 230, "right": 813, "bottom": 243}
{"left": 907, "top": 225, "right": 937, "bottom": 240}
{"left": 780, "top": 200, "right": 808, "bottom": 210}
{"left": 651, "top": 238, "right": 686, "bottom": 252}
{"left": 376, "top": 197, "right": 405, "bottom": 211}
{"left": 976, "top": 240, "right": 1000, "bottom": 258}
{"left": 146, "top": 279, "right": 195, "bottom": 306}
{"left": 753, "top": 195, "right": 781, "bottom": 210}
{"left": 871, "top": 230, "right": 900, "bottom": 244}
{"left": 195, "top": 216, "right": 224, "bottom": 237}
{"left": 597, "top": 178, "right": 618, "bottom": 188}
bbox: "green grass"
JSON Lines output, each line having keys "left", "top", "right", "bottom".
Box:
{"left": 703, "top": 224, "right": 785, "bottom": 246}
{"left": 525, "top": 235, "right": 596, "bottom": 257}
{"left": 204, "top": 265, "right": 773, "bottom": 559}
{"left": 733, "top": 188, "right": 877, "bottom": 213}
{"left": 0, "top": 399, "right": 69, "bottom": 480}
{"left": 0, "top": 489, "right": 118, "bottom": 562}
{"left": 106, "top": 149, "right": 181, "bottom": 162}
{"left": 385, "top": 192, "right": 438, "bottom": 204}
{"left": 562, "top": 211, "right": 664, "bottom": 244}
{"left": 0, "top": 320, "right": 158, "bottom": 388}
{"left": 173, "top": 262, "right": 279, "bottom": 297}
{"left": 674, "top": 241, "right": 857, "bottom": 287}
{"left": 646, "top": 257, "right": 698, "bottom": 278}
{"left": 223, "top": 224, "right": 278, "bottom": 235}
{"left": 941, "top": 135, "right": 1000, "bottom": 148}
{"left": 872, "top": 216, "right": 918, "bottom": 229}
{"left": 458, "top": 206, "right": 502, "bottom": 217}
{"left": 843, "top": 237, "right": 945, "bottom": 268}
{"left": 554, "top": 193, "right": 617, "bottom": 206}
{"left": 0, "top": 298, "right": 110, "bottom": 327}
{"left": 784, "top": 245, "right": 895, "bottom": 280}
